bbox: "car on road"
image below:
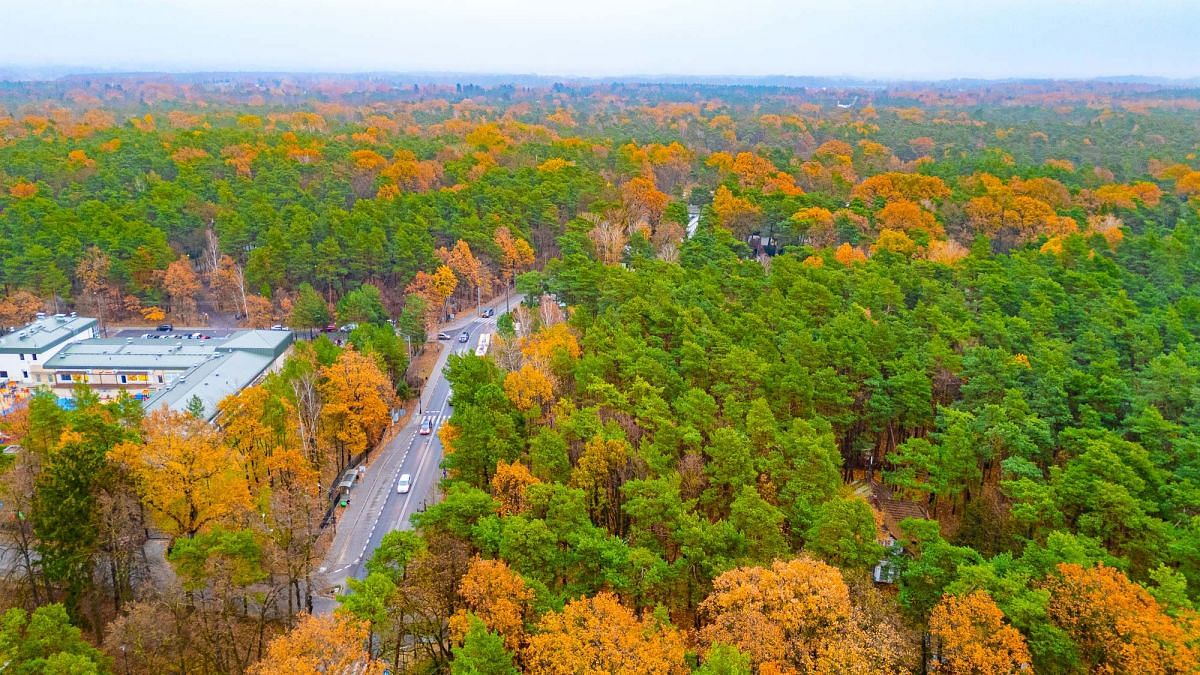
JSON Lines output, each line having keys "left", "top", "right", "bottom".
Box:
{"left": 436, "top": 331, "right": 451, "bottom": 340}
{"left": 340, "top": 323, "right": 358, "bottom": 332}
{"left": 396, "top": 473, "right": 412, "bottom": 494}
{"left": 457, "top": 330, "right": 470, "bottom": 343}
{"left": 419, "top": 417, "right": 434, "bottom": 435}
{"left": 481, "top": 308, "right": 495, "bottom": 318}
{"left": 157, "top": 324, "right": 173, "bottom": 332}
{"left": 270, "top": 324, "right": 286, "bottom": 331}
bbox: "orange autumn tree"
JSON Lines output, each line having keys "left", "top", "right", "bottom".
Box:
{"left": 876, "top": 199, "right": 943, "bottom": 238}
{"left": 491, "top": 460, "right": 540, "bottom": 516}
{"left": 495, "top": 226, "right": 535, "bottom": 296}
{"left": 406, "top": 265, "right": 458, "bottom": 330}
{"left": 928, "top": 591, "right": 1032, "bottom": 674}
{"left": 438, "top": 240, "right": 487, "bottom": 306}
{"left": 249, "top": 613, "right": 384, "bottom": 675}
{"left": 450, "top": 557, "right": 535, "bottom": 651}
{"left": 9, "top": 180, "right": 37, "bottom": 198}
{"left": 318, "top": 348, "right": 395, "bottom": 480}
{"left": 834, "top": 242, "right": 868, "bottom": 267}
{"left": 699, "top": 557, "right": 898, "bottom": 673}
{"left": 524, "top": 592, "right": 688, "bottom": 675}
{"left": 163, "top": 254, "right": 201, "bottom": 321}
{"left": 1045, "top": 563, "right": 1199, "bottom": 675}
{"left": 621, "top": 175, "right": 670, "bottom": 225}
{"left": 113, "top": 409, "right": 251, "bottom": 539}
{"left": 712, "top": 185, "right": 761, "bottom": 238}
{"left": 852, "top": 172, "right": 950, "bottom": 203}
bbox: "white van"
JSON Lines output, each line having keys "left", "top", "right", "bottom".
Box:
{"left": 396, "top": 474, "right": 412, "bottom": 494}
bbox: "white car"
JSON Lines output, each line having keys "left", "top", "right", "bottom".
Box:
{"left": 396, "top": 473, "right": 412, "bottom": 494}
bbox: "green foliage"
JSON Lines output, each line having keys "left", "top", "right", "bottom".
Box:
{"left": 450, "top": 615, "right": 518, "bottom": 675}
{"left": 0, "top": 604, "right": 107, "bottom": 674}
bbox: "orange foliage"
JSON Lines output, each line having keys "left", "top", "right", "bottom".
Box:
{"left": 877, "top": 199, "right": 943, "bottom": 237}
{"left": 1046, "top": 563, "right": 1198, "bottom": 675}
{"left": 621, "top": 175, "right": 670, "bottom": 225}
{"left": 852, "top": 172, "right": 951, "bottom": 203}
{"left": 834, "top": 243, "right": 868, "bottom": 266}
{"left": 250, "top": 613, "right": 383, "bottom": 675}
{"left": 712, "top": 185, "right": 761, "bottom": 237}
{"left": 491, "top": 461, "right": 540, "bottom": 517}
{"left": 699, "top": 558, "right": 886, "bottom": 673}
{"left": 929, "top": 591, "right": 1031, "bottom": 674}
{"left": 450, "top": 557, "right": 535, "bottom": 651}
{"left": 524, "top": 593, "right": 688, "bottom": 675}
{"left": 8, "top": 181, "right": 37, "bottom": 198}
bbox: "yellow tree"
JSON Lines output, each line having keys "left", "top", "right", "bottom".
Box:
{"left": 318, "top": 348, "right": 395, "bottom": 480}
{"left": 712, "top": 185, "right": 761, "bottom": 239}
{"left": 219, "top": 385, "right": 302, "bottom": 496}
{"left": 450, "top": 557, "right": 535, "bottom": 651}
{"left": 249, "top": 613, "right": 384, "bottom": 675}
{"left": 113, "top": 409, "right": 250, "bottom": 539}
{"left": 524, "top": 592, "right": 688, "bottom": 675}
{"left": 503, "top": 364, "right": 554, "bottom": 412}
{"left": 406, "top": 265, "right": 458, "bottom": 331}
{"left": 929, "top": 591, "right": 1032, "bottom": 674}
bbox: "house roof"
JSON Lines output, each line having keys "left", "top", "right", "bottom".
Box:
{"left": 0, "top": 315, "right": 97, "bottom": 354}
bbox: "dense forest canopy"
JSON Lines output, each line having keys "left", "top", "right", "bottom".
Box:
{"left": 1, "top": 74, "right": 1199, "bottom": 673}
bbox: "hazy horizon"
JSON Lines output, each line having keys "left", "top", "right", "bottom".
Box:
{"left": 3, "top": 0, "right": 1199, "bottom": 81}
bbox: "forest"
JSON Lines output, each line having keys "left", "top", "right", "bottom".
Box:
{"left": 1, "top": 74, "right": 1200, "bottom": 673}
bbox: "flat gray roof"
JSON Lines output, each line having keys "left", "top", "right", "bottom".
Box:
{"left": 0, "top": 315, "right": 97, "bottom": 354}
{"left": 145, "top": 349, "right": 278, "bottom": 421}
{"left": 42, "top": 330, "right": 293, "bottom": 371}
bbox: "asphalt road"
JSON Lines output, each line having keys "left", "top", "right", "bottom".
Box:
{"left": 313, "top": 299, "right": 515, "bottom": 613}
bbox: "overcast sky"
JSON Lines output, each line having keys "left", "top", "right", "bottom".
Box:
{"left": 3, "top": 0, "right": 1198, "bottom": 80}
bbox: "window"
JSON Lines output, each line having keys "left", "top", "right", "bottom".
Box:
{"left": 157, "top": 375, "right": 164, "bottom": 384}
{"left": 31, "top": 353, "right": 37, "bottom": 361}
{"left": 18, "top": 353, "right": 24, "bottom": 361}
{"left": 21, "top": 371, "right": 28, "bottom": 379}
{"left": 119, "top": 374, "right": 128, "bottom": 384}
{"left": 59, "top": 373, "right": 73, "bottom": 382}
{"left": 0, "top": 371, "right": 7, "bottom": 378}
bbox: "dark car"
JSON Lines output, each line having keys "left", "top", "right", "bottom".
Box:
{"left": 457, "top": 331, "right": 470, "bottom": 343}
{"left": 157, "top": 324, "right": 173, "bottom": 332}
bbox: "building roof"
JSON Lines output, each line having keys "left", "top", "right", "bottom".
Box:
{"left": 0, "top": 315, "right": 97, "bottom": 354}
{"left": 145, "top": 349, "right": 277, "bottom": 421}
{"left": 43, "top": 330, "right": 294, "bottom": 421}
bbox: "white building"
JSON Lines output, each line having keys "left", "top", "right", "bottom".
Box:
{"left": 0, "top": 314, "right": 98, "bottom": 386}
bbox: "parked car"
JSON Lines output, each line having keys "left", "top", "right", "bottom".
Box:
{"left": 324, "top": 324, "right": 338, "bottom": 332}
{"left": 189, "top": 332, "right": 203, "bottom": 339}
{"left": 270, "top": 324, "right": 285, "bottom": 331}
{"left": 419, "top": 417, "right": 434, "bottom": 435}
{"left": 396, "top": 473, "right": 412, "bottom": 494}
{"left": 340, "top": 323, "right": 358, "bottom": 332}
{"left": 157, "top": 324, "right": 173, "bottom": 332}
{"left": 436, "top": 332, "right": 452, "bottom": 340}
{"left": 457, "top": 331, "right": 470, "bottom": 343}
